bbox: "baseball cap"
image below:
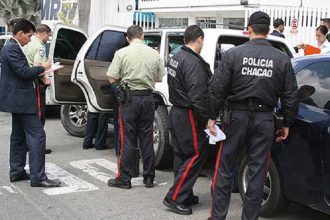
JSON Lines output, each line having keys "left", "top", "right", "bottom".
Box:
{"left": 248, "top": 11, "right": 270, "bottom": 26}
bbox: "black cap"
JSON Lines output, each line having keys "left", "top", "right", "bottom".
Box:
{"left": 248, "top": 11, "right": 270, "bottom": 26}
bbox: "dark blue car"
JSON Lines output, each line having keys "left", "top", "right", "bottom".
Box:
{"left": 238, "top": 54, "right": 330, "bottom": 217}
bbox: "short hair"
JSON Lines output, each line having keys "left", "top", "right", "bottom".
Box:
{"left": 321, "top": 18, "right": 330, "bottom": 25}
{"left": 273, "top": 19, "right": 284, "bottom": 28}
{"left": 250, "top": 24, "right": 270, "bottom": 35}
{"left": 184, "top": 25, "right": 204, "bottom": 44}
{"left": 126, "top": 25, "right": 143, "bottom": 40}
{"left": 12, "top": 19, "right": 36, "bottom": 35}
{"left": 36, "top": 24, "right": 51, "bottom": 34}
{"left": 316, "top": 25, "right": 328, "bottom": 35}
{"left": 7, "top": 18, "right": 21, "bottom": 32}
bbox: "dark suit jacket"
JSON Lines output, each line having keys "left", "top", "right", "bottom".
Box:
{"left": 0, "top": 38, "right": 45, "bottom": 113}
{"left": 270, "top": 30, "right": 285, "bottom": 39}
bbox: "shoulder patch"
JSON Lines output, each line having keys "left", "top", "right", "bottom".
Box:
{"left": 39, "top": 49, "right": 45, "bottom": 57}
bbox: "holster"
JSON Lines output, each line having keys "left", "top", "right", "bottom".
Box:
{"left": 220, "top": 100, "right": 232, "bottom": 125}
{"left": 116, "top": 82, "right": 131, "bottom": 103}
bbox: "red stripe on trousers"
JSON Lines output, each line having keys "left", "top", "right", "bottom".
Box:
{"left": 172, "top": 109, "right": 199, "bottom": 201}
{"left": 116, "top": 103, "right": 125, "bottom": 178}
{"left": 212, "top": 142, "right": 223, "bottom": 192}
{"left": 36, "top": 85, "right": 42, "bottom": 119}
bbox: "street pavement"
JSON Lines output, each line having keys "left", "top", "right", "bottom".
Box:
{"left": 0, "top": 111, "right": 329, "bottom": 220}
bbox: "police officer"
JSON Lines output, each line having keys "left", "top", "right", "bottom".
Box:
{"left": 163, "top": 25, "right": 211, "bottom": 215}
{"left": 23, "top": 24, "right": 52, "bottom": 154}
{"left": 107, "top": 25, "right": 165, "bottom": 189}
{"left": 82, "top": 112, "right": 109, "bottom": 150}
{"left": 207, "top": 12, "right": 298, "bottom": 220}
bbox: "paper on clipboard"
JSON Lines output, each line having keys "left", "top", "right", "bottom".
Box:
{"left": 204, "top": 125, "right": 226, "bottom": 145}
{"left": 44, "top": 63, "right": 64, "bottom": 74}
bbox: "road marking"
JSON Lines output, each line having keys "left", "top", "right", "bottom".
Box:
{"left": 2, "top": 186, "right": 18, "bottom": 194}
{"left": 43, "top": 163, "right": 98, "bottom": 196}
{"left": 70, "top": 159, "right": 167, "bottom": 187}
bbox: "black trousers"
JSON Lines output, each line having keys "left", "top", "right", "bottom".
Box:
{"left": 83, "top": 112, "right": 109, "bottom": 149}
{"left": 10, "top": 113, "right": 47, "bottom": 184}
{"left": 117, "top": 95, "right": 155, "bottom": 182}
{"left": 211, "top": 110, "right": 274, "bottom": 220}
{"left": 165, "top": 106, "right": 209, "bottom": 203}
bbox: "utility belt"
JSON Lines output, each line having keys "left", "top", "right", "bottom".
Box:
{"left": 220, "top": 98, "right": 279, "bottom": 126}
{"left": 116, "top": 82, "right": 153, "bottom": 104}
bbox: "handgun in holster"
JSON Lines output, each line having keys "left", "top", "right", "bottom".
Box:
{"left": 220, "top": 100, "right": 232, "bottom": 125}
{"left": 116, "top": 82, "right": 131, "bottom": 103}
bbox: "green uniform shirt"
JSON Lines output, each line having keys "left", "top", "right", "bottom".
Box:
{"left": 23, "top": 36, "right": 47, "bottom": 66}
{"left": 106, "top": 39, "right": 166, "bottom": 90}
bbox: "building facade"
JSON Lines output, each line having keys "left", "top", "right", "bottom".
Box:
{"left": 138, "top": 0, "right": 330, "bottom": 46}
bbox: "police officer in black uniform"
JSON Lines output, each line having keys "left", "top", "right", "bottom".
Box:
{"left": 207, "top": 12, "right": 298, "bottom": 220}
{"left": 163, "top": 25, "right": 212, "bottom": 215}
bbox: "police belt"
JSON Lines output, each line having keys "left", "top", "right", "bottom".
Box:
{"left": 130, "top": 90, "right": 152, "bottom": 96}
{"left": 230, "top": 101, "right": 273, "bottom": 112}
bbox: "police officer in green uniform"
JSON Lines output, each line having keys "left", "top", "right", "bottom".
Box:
{"left": 107, "top": 25, "right": 165, "bottom": 189}
{"left": 23, "top": 24, "right": 52, "bottom": 154}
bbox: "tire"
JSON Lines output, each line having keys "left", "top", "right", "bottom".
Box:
{"left": 60, "top": 105, "right": 87, "bottom": 137}
{"left": 238, "top": 156, "right": 288, "bottom": 217}
{"left": 153, "top": 105, "right": 172, "bottom": 169}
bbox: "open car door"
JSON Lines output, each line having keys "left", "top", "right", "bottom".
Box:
{"left": 47, "top": 24, "right": 87, "bottom": 105}
{"left": 71, "top": 26, "right": 127, "bottom": 112}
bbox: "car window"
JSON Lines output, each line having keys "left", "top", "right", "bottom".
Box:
{"left": 54, "top": 29, "right": 87, "bottom": 60}
{"left": 86, "top": 30, "right": 127, "bottom": 62}
{"left": 296, "top": 61, "right": 330, "bottom": 110}
{"left": 164, "top": 34, "right": 184, "bottom": 63}
{"left": 144, "top": 35, "right": 161, "bottom": 52}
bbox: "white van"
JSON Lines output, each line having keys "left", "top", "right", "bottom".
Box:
{"left": 45, "top": 24, "right": 297, "bottom": 168}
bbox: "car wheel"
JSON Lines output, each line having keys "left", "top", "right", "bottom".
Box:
{"left": 60, "top": 105, "right": 87, "bottom": 137}
{"left": 153, "top": 105, "right": 172, "bottom": 168}
{"left": 238, "top": 156, "right": 288, "bottom": 217}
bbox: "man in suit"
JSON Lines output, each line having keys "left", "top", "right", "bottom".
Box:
{"left": 0, "top": 19, "right": 61, "bottom": 187}
{"left": 320, "top": 18, "right": 330, "bottom": 42}
{"left": 270, "top": 18, "right": 285, "bottom": 38}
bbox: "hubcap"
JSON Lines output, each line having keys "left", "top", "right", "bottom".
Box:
{"left": 242, "top": 165, "right": 272, "bottom": 206}
{"left": 153, "top": 119, "right": 160, "bottom": 156}
{"left": 68, "top": 105, "right": 87, "bottom": 128}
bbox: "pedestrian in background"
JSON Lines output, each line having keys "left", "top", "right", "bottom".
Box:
{"left": 208, "top": 12, "right": 298, "bottom": 220}
{"left": 320, "top": 18, "right": 330, "bottom": 42}
{"left": 0, "top": 19, "right": 60, "bottom": 187}
{"left": 315, "top": 25, "right": 330, "bottom": 53}
{"left": 23, "top": 24, "right": 53, "bottom": 154}
{"left": 270, "top": 18, "right": 285, "bottom": 38}
{"left": 163, "top": 25, "right": 211, "bottom": 215}
{"left": 107, "top": 25, "right": 165, "bottom": 189}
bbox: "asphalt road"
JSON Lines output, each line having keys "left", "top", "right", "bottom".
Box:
{"left": 0, "top": 111, "right": 329, "bottom": 220}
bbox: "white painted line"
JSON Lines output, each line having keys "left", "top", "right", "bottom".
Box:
{"left": 2, "top": 186, "right": 18, "bottom": 194}
{"left": 43, "top": 163, "right": 98, "bottom": 196}
{"left": 70, "top": 159, "right": 167, "bottom": 186}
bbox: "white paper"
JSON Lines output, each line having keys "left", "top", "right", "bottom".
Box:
{"left": 44, "top": 63, "right": 64, "bottom": 74}
{"left": 204, "top": 125, "right": 226, "bottom": 145}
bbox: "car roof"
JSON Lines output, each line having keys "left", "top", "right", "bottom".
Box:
{"left": 292, "top": 54, "right": 330, "bottom": 72}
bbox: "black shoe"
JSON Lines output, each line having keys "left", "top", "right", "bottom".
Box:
{"left": 184, "top": 195, "right": 199, "bottom": 206}
{"left": 83, "top": 144, "right": 94, "bottom": 149}
{"left": 31, "top": 179, "right": 61, "bottom": 187}
{"left": 95, "top": 144, "right": 108, "bottom": 150}
{"left": 163, "top": 197, "right": 192, "bottom": 215}
{"left": 143, "top": 176, "right": 154, "bottom": 188}
{"left": 45, "top": 149, "right": 52, "bottom": 154}
{"left": 107, "top": 178, "right": 131, "bottom": 189}
{"left": 10, "top": 173, "right": 30, "bottom": 182}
